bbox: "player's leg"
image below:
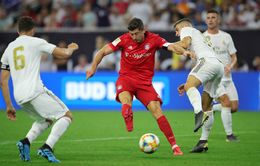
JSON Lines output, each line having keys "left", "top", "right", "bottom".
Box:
{"left": 227, "top": 81, "right": 239, "bottom": 113}
{"left": 212, "top": 103, "right": 222, "bottom": 112}
{"left": 221, "top": 81, "right": 239, "bottom": 142}
{"left": 136, "top": 84, "right": 183, "bottom": 156}
{"left": 191, "top": 91, "right": 213, "bottom": 153}
{"left": 231, "top": 100, "right": 238, "bottom": 113}
{"left": 184, "top": 75, "right": 208, "bottom": 132}
{"left": 218, "top": 94, "right": 234, "bottom": 140}
{"left": 116, "top": 76, "right": 134, "bottom": 132}
{"left": 17, "top": 103, "right": 52, "bottom": 161}
{"left": 184, "top": 75, "right": 202, "bottom": 114}
{"left": 38, "top": 111, "right": 72, "bottom": 163}
{"left": 118, "top": 91, "right": 134, "bottom": 132}
{"left": 147, "top": 101, "right": 183, "bottom": 156}
{"left": 31, "top": 88, "right": 72, "bottom": 163}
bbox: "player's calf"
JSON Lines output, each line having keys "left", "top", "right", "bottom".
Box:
{"left": 122, "top": 104, "right": 133, "bottom": 132}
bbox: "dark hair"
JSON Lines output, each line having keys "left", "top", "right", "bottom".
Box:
{"left": 127, "top": 18, "right": 144, "bottom": 31}
{"left": 18, "top": 16, "right": 35, "bottom": 33}
{"left": 207, "top": 9, "right": 219, "bottom": 15}
{"left": 173, "top": 18, "right": 192, "bottom": 28}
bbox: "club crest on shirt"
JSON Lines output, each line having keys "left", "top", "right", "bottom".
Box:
{"left": 128, "top": 45, "right": 133, "bottom": 50}
{"left": 144, "top": 44, "right": 150, "bottom": 50}
{"left": 117, "top": 85, "right": 122, "bottom": 90}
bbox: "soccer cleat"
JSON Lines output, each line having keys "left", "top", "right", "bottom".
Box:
{"left": 122, "top": 107, "right": 133, "bottom": 132}
{"left": 37, "top": 148, "right": 61, "bottom": 163}
{"left": 226, "top": 134, "right": 239, "bottom": 142}
{"left": 16, "top": 141, "right": 30, "bottom": 161}
{"left": 190, "top": 140, "right": 208, "bottom": 153}
{"left": 194, "top": 111, "right": 209, "bottom": 132}
{"left": 172, "top": 145, "right": 184, "bottom": 156}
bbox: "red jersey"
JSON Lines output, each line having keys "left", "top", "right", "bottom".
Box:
{"left": 109, "top": 31, "right": 168, "bottom": 83}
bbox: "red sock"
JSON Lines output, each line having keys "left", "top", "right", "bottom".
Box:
{"left": 157, "top": 115, "right": 176, "bottom": 146}
{"left": 122, "top": 104, "right": 133, "bottom": 131}
{"left": 122, "top": 104, "right": 131, "bottom": 115}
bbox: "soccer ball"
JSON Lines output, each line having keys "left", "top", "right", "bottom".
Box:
{"left": 139, "top": 133, "right": 160, "bottom": 154}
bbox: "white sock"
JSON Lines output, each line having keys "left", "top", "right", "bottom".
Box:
{"left": 186, "top": 87, "right": 202, "bottom": 114}
{"left": 213, "top": 103, "right": 222, "bottom": 112}
{"left": 26, "top": 121, "right": 50, "bottom": 143}
{"left": 221, "top": 107, "right": 232, "bottom": 135}
{"left": 46, "top": 117, "right": 71, "bottom": 149}
{"left": 200, "top": 111, "right": 214, "bottom": 140}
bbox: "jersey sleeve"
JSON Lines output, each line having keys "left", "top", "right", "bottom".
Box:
{"left": 1, "top": 48, "right": 10, "bottom": 70}
{"left": 156, "top": 35, "right": 169, "bottom": 48}
{"left": 38, "top": 39, "right": 56, "bottom": 54}
{"left": 226, "top": 34, "right": 237, "bottom": 55}
{"left": 180, "top": 27, "right": 193, "bottom": 40}
{"left": 108, "top": 36, "right": 124, "bottom": 51}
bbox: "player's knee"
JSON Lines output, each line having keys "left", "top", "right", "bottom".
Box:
{"left": 148, "top": 102, "right": 163, "bottom": 119}
{"left": 184, "top": 83, "right": 193, "bottom": 91}
{"left": 202, "top": 105, "right": 211, "bottom": 112}
{"left": 231, "top": 105, "right": 238, "bottom": 113}
{"left": 220, "top": 95, "right": 231, "bottom": 107}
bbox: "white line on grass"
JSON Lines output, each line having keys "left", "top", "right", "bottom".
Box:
{"left": 0, "top": 131, "right": 257, "bottom": 146}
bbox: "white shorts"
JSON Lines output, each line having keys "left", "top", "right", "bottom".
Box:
{"left": 21, "top": 87, "right": 69, "bottom": 121}
{"left": 215, "top": 80, "right": 239, "bottom": 101}
{"left": 189, "top": 58, "right": 224, "bottom": 98}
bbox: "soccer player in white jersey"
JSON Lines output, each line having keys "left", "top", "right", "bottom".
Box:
{"left": 0, "top": 16, "right": 78, "bottom": 163}
{"left": 168, "top": 18, "right": 224, "bottom": 133}
{"left": 188, "top": 9, "right": 239, "bottom": 153}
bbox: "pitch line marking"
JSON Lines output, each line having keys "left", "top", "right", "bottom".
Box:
{"left": 0, "top": 131, "right": 257, "bottom": 146}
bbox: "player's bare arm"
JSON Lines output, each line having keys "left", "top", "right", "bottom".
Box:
{"left": 52, "top": 42, "right": 79, "bottom": 59}
{"left": 174, "top": 36, "right": 191, "bottom": 49}
{"left": 168, "top": 37, "right": 195, "bottom": 58}
{"left": 0, "top": 70, "right": 16, "bottom": 120}
{"left": 86, "top": 44, "right": 114, "bottom": 80}
{"left": 168, "top": 37, "right": 191, "bottom": 54}
{"left": 225, "top": 53, "right": 237, "bottom": 75}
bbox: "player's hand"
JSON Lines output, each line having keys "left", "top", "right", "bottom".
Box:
{"left": 177, "top": 83, "right": 186, "bottom": 96}
{"left": 224, "top": 64, "right": 232, "bottom": 75}
{"left": 183, "top": 50, "right": 196, "bottom": 59}
{"left": 68, "top": 43, "right": 79, "bottom": 51}
{"left": 86, "top": 68, "right": 96, "bottom": 80}
{"left": 6, "top": 107, "right": 16, "bottom": 121}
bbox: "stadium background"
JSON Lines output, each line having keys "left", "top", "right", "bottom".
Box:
{"left": 0, "top": 1, "right": 260, "bottom": 166}
{"left": 0, "top": 0, "right": 259, "bottom": 111}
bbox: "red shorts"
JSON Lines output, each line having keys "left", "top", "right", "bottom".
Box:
{"left": 115, "top": 76, "right": 162, "bottom": 107}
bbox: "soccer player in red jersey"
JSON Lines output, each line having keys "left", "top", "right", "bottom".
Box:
{"left": 86, "top": 18, "right": 183, "bottom": 156}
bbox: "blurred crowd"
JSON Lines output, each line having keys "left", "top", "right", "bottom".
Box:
{"left": 0, "top": 0, "right": 260, "bottom": 31}
{"left": 0, "top": 0, "right": 260, "bottom": 72}
{"left": 39, "top": 35, "right": 260, "bottom": 73}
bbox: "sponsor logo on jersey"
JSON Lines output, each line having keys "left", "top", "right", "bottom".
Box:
{"left": 117, "top": 85, "right": 122, "bottom": 90}
{"left": 124, "top": 52, "right": 151, "bottom": 59}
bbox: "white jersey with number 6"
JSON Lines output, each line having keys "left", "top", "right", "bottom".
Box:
{"left": 1, "top": 35, "right": 56, "bottom": 104}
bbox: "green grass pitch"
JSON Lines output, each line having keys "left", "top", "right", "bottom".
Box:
{"left": 0, "top": 110, "right": 260, "bottom": 166}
